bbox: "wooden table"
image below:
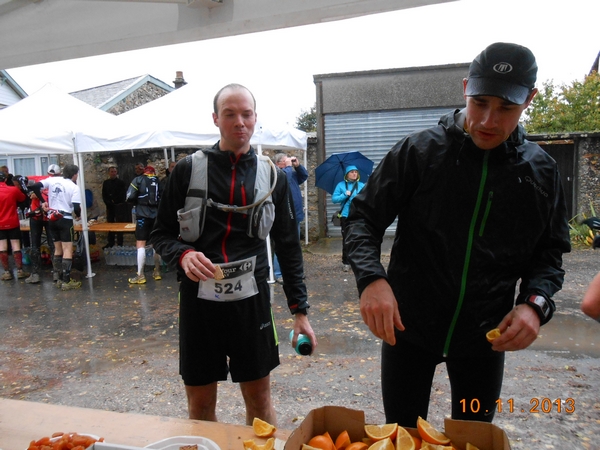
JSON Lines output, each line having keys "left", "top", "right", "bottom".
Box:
{"left": 0, "top": 398, "right": 291, "bottom": 450}
{"left": 20, "top": 222, "right": 136, "bottom": 233}
{"left": 74, "top": 222, "right": 137, "bottom": 233}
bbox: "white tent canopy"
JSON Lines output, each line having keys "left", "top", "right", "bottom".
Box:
{"left": 0, "top": 83, "right": 117, "bottom": 155}
{"left": 76, "top": 83, "right": 307, "bottom": 152}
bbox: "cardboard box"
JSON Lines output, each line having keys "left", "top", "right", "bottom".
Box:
{"left": 283, "top": 406, "right": 511, "bottom": 450}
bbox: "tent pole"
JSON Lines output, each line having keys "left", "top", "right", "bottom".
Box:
{"left": 303, "top": 149, "right": 308, "bottom": 245}
{"left": 74, "top": 144, "right": 95, "bottom": 278}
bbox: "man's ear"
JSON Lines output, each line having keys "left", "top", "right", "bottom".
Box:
{"left": 525, "top": 88, "right": 538, "bottom": 107}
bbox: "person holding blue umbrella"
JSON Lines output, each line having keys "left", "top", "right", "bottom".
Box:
{"left": 332, "top": 165, "right": 364, "bottom": 272}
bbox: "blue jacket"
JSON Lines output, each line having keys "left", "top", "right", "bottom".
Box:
{"left": 332, "top": 178, "right": 365, "bottom": 218}
{"left": 282, "top": 164, "right": 308, "bottom": 222}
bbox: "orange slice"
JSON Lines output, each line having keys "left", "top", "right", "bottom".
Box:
{"left": 243, "top": 439, "right": 256, "bottom": 450}
{"left": 420, "top": 444, "right": 453, "bottom": 450}
{"left": 255, "top": 438, "right": 275, "bottom": 450}
{"left": 411, "top": 435, "right": 422, "bottom": 449}
{"left": 486, "top": 328, "right": 501, "bottom": 343}
{"left": 395, "top": 426, "right": 415, "bottom": 450}
{"left": 252, "top": 417, "right": 276, "bottom": 438}
{"left": 308, "top": 434, "right": 335, "bottom": 450}
{"left": 367, "top": 438, "right": 394, "bottom": 450}
{"left": 364, "top": 424, "right": 398, "bottom": 442}
{"left": 416, "top": 417, "right": 450, "bottom": 445}
{"left": 303, "top": 445, "right": 324, "bottom": 450}
{"left": 346, "top": 443, "right": 369, "bottom": 450}
{"left": 335, "top": 430, "right": 351, "bottom": 450}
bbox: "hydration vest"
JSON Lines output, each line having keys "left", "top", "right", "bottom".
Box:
{"left": 177, "top": 150, "right": 277, "bottom": 242}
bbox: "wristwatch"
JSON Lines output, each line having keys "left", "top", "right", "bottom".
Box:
{"left": 524, "top": 294, "right": 551, "bottom": 323}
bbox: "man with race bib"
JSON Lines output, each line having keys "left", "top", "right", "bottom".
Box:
{"left": 150, "top": 83, "right": 316, "bottom": 426}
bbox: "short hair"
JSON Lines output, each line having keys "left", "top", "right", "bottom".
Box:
{"left": 213, "top": 83, "right": 256, "bottom": 114}
{"left": 135, "top": 162, "right": 145, "bottom": 167}
{"left": 108, "top": 166, "right": 118, "bottom": 171}
{"left": 62, "top": 164, "right": 79, "bottom": 179}
{"left": 274, "top": 153, "right": 287, "bottom": 164}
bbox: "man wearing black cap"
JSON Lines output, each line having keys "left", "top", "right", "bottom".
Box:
{"left": 345, "top": 43, "right": 571, "bottom": 426}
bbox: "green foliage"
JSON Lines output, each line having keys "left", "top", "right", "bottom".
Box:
{"left": 526, "top": 72, "right": 600, "bottom": 133}
{"left": 295, "top": 104, "right": 317, "bottom": 132}
{"left": 569, "top": 203, "right": 598, "bottom": 248}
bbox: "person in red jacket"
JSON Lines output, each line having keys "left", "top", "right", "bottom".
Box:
{"left": 0, "top": 171, "right": 29, "bottom": 280}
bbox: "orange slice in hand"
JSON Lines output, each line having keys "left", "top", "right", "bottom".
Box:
{"left": 486, "top": 328, "right": 501, "bottom": 343}
{"left": 416, "top": 417, "right": 450, "bottom": 445}
{"left": 364, "top": 424, "right": 398, "bottom": 442}
{"left": 395, "top": 426, "right": 415, "bottom": 450}
{"left": 252, "top": 417, "right": 276, "bottom": 438}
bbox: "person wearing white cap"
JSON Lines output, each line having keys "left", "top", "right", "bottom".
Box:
{"left": 31, "top": 164, "right": 82, "bottom": 290}
{"left": 47, "top": 164, "right": 61, "bottom": 176}
{"left": 345, "top": 43, "right": 571, "bottom": 427}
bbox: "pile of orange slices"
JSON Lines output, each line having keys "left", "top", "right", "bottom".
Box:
{"left": 296, "top": 417, "right": 481, "bottom": 450}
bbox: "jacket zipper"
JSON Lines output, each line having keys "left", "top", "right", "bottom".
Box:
{"left": 221, "top": 154, "right": 243, "bottom": 262}
{"left": 443, "top": 151, "right": 490, "bottom": 357}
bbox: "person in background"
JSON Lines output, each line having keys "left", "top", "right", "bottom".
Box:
{"left": 34, "top": 164, "right": 82, "bottom": 290}
{"left": 332, "top": 165, "right": 364, "bottom": 272}
{"left": 0, "top": 170, "right": 29, "bottom": 280}
{"left": 126, "top": 165, "right": 161, "bottom": 284}
{"left": 101, "top": 166, "right": 128, "bottom": 248}
{"left": 150, "top": 83, "right": 316, "bottom": 425}
{"left": 271, "top": 153, "right": 308, "bottom": 283}
{"left": 344, "top": 42, "right": 571, "bottom": 427}
{"left": 581, "top": 272, "right": 600, "bottom": 322}
{"left": 24, "top": 168, "right": 56, "bottom": 284}
{"left": 159, "top": 160, "right": 177, "bottom": 199}
{"left": 134, "top": 162, "right": 145, "bottom": 177}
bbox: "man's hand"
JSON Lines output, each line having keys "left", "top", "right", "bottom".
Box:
{"left": 180, "top": 251, "right": 217, "bottom": 282}
{"left": 491, "top": 304, "right": 541, "bottom": 352}
{"left": 291, "top": 313, "right": 318, "bottom": 352}
{"left": 359, "top": 278, "right": 404, "bottom": 345}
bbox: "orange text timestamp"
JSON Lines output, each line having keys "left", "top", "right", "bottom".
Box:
{"left": 459, "top": 397, "right": 575, "bottom": 414}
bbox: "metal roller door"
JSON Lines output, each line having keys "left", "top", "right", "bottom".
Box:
{"left": 324, "top": 107, "right": 456, "bottom": 235}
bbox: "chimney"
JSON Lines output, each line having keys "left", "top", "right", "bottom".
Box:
{"left": 173, "top": 71, "right": 187, "bottom": 89}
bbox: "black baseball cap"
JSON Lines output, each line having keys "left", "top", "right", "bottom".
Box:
{"left": 465, "top": 42, "right": 537, "bottom": 105}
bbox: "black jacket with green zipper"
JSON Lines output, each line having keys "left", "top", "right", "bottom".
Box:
{"left": 345, "top": 109, "right": 571, "bottom": 357}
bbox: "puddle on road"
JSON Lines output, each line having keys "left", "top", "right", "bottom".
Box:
{"left": 304, "top": 314, "right": 600, "bottom": 360}
{"left": 530, "top": 313, "right": 600, "bottom": 359}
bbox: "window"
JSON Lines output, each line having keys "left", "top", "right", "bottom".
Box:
{"left": 14, "top": 157, "right": 36, "bottom": 177}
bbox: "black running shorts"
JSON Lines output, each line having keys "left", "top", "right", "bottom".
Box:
{"left": 179, "top": 278, "right": 279, "bottom": 386}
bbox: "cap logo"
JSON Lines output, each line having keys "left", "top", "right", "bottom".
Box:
{"left": 493, "top": 62, "right": 513, "bottom": 74}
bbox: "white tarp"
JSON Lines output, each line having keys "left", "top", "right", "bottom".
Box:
{"left": 0, "top": 83, "right": 118, "bottom": 278}
{"left": 76, "top": 83, "right": 307, "bottom": 152}
{"left": 0, "top": 83, "right": 117, "bottom": 155}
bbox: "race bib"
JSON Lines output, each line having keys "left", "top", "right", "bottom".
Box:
{"left": 197, "top": 256, "right": 259, "bottom": 301}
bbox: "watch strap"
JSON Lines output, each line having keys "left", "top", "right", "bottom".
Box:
{"left": 518, "top": 294, "right": 553, "bottom": 325}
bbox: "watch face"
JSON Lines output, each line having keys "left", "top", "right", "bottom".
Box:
{"left": 531, "top": 295, "right": 550, "bottom": 315}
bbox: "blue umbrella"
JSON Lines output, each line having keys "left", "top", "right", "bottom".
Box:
{"left": 315, "top": 151, "right": 374, "bottom": 194}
